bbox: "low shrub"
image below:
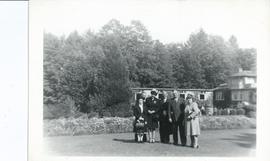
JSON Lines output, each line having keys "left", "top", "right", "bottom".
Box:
{"left": 44, "top": 115, "right": 256, "bottom": 137}
{"left": 236, "top": 108, "right": 245, "bottom": 115}
{"left": 216, "top": 109, "right": 222, "bottom": 115}
{"left": 247, "top": 111, "right": 256, "bottom": 118}
{"left": 101, "top": 111, "right": 112, "bottom": 117}
{"left": 213, "top": 108, "right": 218, "bottom": 116}
{"left": 243, "top": 104, "right": 256, "bottom": 113}
{"left": 87, "top": 112, "right": 99, "bottom": 118}
{"left": 44, "top": 117, "right": 134, "bottom": 136}
{"left": 230, "top": 109, "right": 237, "bottom": 115}
{"left": 221, "top": 109, "right": 230, "bottom": 115}
{"left": 199, "top": 115, "right": 256, "bottom": 130}
{"left": 43, "top": 103, "right": 72, "bottom": 119}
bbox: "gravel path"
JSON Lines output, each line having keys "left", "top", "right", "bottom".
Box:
{"left": 44, "top": 128, "right": 256, "bottom": 156}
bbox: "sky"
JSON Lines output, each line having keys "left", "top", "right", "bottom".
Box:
{"left": 40, "top": 0, "right": 270, "bottom": 49}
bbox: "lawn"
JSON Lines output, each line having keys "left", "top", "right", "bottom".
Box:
{"left": 44, "top": 128, "right": 256, "bottom": 156}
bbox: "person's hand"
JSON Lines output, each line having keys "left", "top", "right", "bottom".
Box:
{"left": 169, "top": 118, "right": 172, "bottom": 123}
{"left": 163, "top": 110, "right": 167, "bottom": 116}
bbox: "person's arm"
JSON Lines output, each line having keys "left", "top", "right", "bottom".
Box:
{"left": 189, "top": 102, "right": 200, "bottom": 118}
{"left": 168, "top": 100, "right": 172, "bottom": 122}
{"left": 134, "top": 106, "right": 139, "bottom": 119}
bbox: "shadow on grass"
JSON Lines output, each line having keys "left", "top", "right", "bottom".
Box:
{"left": 113, "top": 138, "right": 137, "bottom": 143}
{"left": 222, "top": 132, "right": 256, "bottom": 149}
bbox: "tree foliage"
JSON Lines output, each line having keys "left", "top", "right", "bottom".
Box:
{"left": 44, "top": 20, "right": 256, "bottom": 117}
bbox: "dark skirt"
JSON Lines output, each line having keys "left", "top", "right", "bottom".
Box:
{"left": 147, "top": 114, "right": 159, "bottom": 130}
{"left": 159, "top": 117, "right": 173, "bottom": 135}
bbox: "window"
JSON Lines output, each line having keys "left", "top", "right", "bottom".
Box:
{"left": 215, "top": 91, "right": 224, "bottom": 100}
{"left": 180, "top": 94, "right": 185, "bottom": 99}
{"left": 232, "top": 91, "right": 242, "bottom": 101}
{"left": 200, "top": 94, "right": 205, "bottom": 100}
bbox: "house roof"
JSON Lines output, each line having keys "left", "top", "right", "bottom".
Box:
{"left": 212, "top": 83, "right": 229, "bottom": 90}
{"left": 131, "top": 87, "right": 213, "bottom": 92}
{"left": 229, "top": 70, "right": 256, "bottom": 78}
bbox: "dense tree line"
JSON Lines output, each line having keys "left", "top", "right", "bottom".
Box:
{"left": 44, "top": 19, "right": 256, "bottom": 116}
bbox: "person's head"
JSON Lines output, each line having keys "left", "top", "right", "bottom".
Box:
{"left": 162, "top": 91, "right": 168, "bottom": 99}
{"left": 150, "top": 88, "right": 158, "bottom": 97}
{"left": 186, "top": 94, "right": 194, "bottom": 104}
{"left": 141, "top": 91, "right": 147, "bottom": 99}
{"left": 138, "top": 98, "right": 144, "bottom": 105}
{"left": 172, "top": 90, "right": 178, "bottom": 99}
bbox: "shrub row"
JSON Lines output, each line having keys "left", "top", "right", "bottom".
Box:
{"left": 211, "top": 108, "right": 256, "bottom": 118}
{"left": 44, "top": 115, "right": 256, "bottom": 137}
{"left": 44, "top": 116, "right": 134, "bottom": 136}
{"left": 199, "top": 115, "right": 256, "bottom": 130}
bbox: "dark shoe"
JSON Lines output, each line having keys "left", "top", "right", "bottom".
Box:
{"left": 181, "top": 144, "right": 186, "bottom": 146}
{"left": 173, "top": 143, "right": 178, "bottom": 145}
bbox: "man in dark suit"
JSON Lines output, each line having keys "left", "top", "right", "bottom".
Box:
{"left": 159, "top": 91, "right": 172, "bottom": 143}
{"left": 168, "top": 90, "right": 186, "bottom": 146}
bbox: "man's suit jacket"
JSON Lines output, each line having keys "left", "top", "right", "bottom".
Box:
{"left": 168, "top": 98, "right": 185, "bottom": 123}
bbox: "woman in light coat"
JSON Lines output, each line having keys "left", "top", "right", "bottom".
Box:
{"left": 184, "top": 94, "right": 200, "bottom": 148}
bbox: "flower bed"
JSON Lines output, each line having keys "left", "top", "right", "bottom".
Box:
{"left": 44, "top": 115, "right": 256, "bottom": 137}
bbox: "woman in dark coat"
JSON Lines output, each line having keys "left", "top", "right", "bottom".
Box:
{"left": 133, "top": 95, "right": 148, "bottom": 142}
{"left": 145, "top": 89, "right": 160, "bottom": 143}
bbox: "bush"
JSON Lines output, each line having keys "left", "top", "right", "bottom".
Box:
{"left": 110, "top": 102, "right": 132, "bottom": 117}
{"left": 87, "top": 112, "right": 99, "bottom": 118}
{"left": 247, "top": 111, "right": 256, "bottom": 118}
{"left": 44, "top": 117, "right": 134, "bottom": 136}
{"left": 230, "top": 109, "right": 237, "bottom": 115}
{"left": 221, "top": 109, "right": 230, "bottom": 115}
{"left": 101, "top": 111, "right": 112, "bottom": 117}
{"left": 236, "top": 108, "right": 245, "bottom": 115}
{"left": 44, "top": 115, "right": 256, "bottom": 136}
{"left": 200, "top": 116, "right": 256, "bottom": 130}
{"left": 243, "top": 104, "right": 256, "bottom": 113}
{"left": 213, "top": 108, "right": 218, "bottom": 116}
{"left": 43, "top": 103, "right": 72, "bottom": 119}
{"left": 217, "top": 109, "right": 222, "bottom": 115}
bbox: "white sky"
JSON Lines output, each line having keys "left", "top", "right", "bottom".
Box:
{"left": 40, "top": 0, "right": 270, "bottom": 49}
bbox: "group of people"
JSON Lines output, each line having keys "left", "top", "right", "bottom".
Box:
{"left": 133, "top": 89, "right": 201, "bottom": 148}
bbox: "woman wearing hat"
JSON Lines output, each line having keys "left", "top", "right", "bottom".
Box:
{"left": 133, "top": 95, "right": 148, "bottom": 143}
{"left": 184, "top": 94, "right": 201, "bottom": 148}
{"left": 145, "top": 89, "right": 160, "bottom": 143}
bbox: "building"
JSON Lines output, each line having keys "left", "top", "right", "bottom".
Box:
{"left": 213, "top": 68, "right": 256, "bottom": 108}
{"left": 131, "top": 87, "right": 213, "bottom": 106}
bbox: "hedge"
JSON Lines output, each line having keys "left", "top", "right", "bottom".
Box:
{"left": 44, "top": 115, "right": 256, "bottom": 137}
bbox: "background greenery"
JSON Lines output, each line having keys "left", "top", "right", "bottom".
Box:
{"left": 44, "top": 19, "right": 256, "bottom": 119}
{"left": 44, "top": 115, "right": 256, "bottom": 136}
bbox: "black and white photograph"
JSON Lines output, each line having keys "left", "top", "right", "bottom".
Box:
{"left": 28, "top": 0, "right": 270, "bottom": 160}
